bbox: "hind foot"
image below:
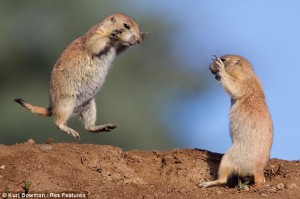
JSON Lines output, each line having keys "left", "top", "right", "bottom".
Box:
{"left": 86, "top": 124, "right": 117, "bottom": 133}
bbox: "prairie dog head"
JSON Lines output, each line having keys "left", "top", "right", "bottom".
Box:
{"left": 85, "top": 13, "right": 147, "bottom": 55}
{"left": 210, "top": 55, "right": 255, "bottom": 81}
{"left": 103, "top": 13, "right": 147, "bottom": 46}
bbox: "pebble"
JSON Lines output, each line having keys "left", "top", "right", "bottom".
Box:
{"left": 260, "top": 193, "right": 268, "bottom": 198}
{"left": 40, "top": 145, "right": 53, "bottom": 152}
{"left": 276, "top": 182, "right": 285, "bottom": 190}
{"left": 268, "top": 187, "right": 277, "bottom": 193}
{"left": 243, "top": 185, "right": 250, "bottom": 191}
{"left": 27, "top": 139, "right": 35, "bottom": 145}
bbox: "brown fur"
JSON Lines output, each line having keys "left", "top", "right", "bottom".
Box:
{"left": 15, "top": 13, "right": 146, "bottom": 139}
{"left": 198, "top": 55, "right": 273, "bottom": 188}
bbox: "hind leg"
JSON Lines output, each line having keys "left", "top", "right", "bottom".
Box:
{"left": 80, "top": 99, "right": 116, "bottom": 133}
{"left": 198, "top": 153, "right": 233, "bottom": 188}
{"left": 198, "top": 162, "right": 232, "bottom": 188}
{"left": 253, "top": 169, "right": 265, "bottom": 188}
{"left": 53, "top": 99, "right": 80, "bottom": 139}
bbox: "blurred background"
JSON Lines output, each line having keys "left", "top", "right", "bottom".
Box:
{"left": 1, "top": 1, "right": 299, "bottom": 160}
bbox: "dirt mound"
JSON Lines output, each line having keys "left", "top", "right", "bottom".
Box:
{"left": 0, "top": 142, "right": 299, "bottom": 198}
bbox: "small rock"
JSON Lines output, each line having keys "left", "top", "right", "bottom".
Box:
{"left": 258, "top": 189, "right": 269, "bottom": 198}
{"left": 40, "top": 145, "right": 53, "bottom": 152}
{"left": 27, "top": 139, "right": 35, "bottom": 145}
{"left": 260, "top": 193, "right": 268, "bottom": 198}
{"left": 0, "top": 165, "right": 5, "bottom": 169}
{"left": 287, "top": 183, "right": 297, "bottom": 189}
{"left": 276, "top": 182, "right": 285, "bottom": 190}
{"left": 268, "top": 187, "right": 277, "bottom": 193}
{"left": 243, "top": 185, "right": 250, "bottom": 191}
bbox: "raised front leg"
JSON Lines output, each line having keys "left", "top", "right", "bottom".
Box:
{"left": 213, "top": 57, "right": 244, "bottom": 98}
{"left": 108, "top": 29, "right": 124, "bottom": 41}
{"left": 80, "top": 99, "right": 117, "bottom": 133}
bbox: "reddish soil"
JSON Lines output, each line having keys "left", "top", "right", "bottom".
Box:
{"left": 0, "top": 141, "right": 299, "bottom": 199}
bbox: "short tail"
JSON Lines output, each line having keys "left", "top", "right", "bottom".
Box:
{"left": 14, "top": 98, "right": 52, "bottom": 117}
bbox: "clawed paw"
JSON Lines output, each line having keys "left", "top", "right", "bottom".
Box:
{"left": 86, "top": 124, "right": 117, "bottom": 133}
{"left": 103, "top": 124, "right": 117, "bottom": 132}
{"left": 197, "top": 181, "right": 209, "bottom": 188}
{"left": 211, "top": 56, "right": 226, "bottom": 81}
{"left": 214, "top": 57, "right": 225, "bottom": 71}
{"left": 210, "top": 55, "right": 225, "bottom": 81}
{"left": 109, "top": 29, "right": 124, "bottom": 41}
{"left": 197, "top": 180, "right": 218, "bottom": 188}
{"left": 68, "top": 130, "right": 81, "bottom": 140}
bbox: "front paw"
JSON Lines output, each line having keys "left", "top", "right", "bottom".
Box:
{"left": 209, "top": 56, "right": 225, "bottom": 81}
{"left": 214, "top": 57, "right": 225, "bottom": 72}
{"left": 108, "top": 29, "right": 124, "bottom": 41}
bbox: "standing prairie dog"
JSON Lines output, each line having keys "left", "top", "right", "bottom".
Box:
{"left": 198, "top": 55, "right": 273, "bottom": 188}
{"left": 15, "top": 13, "right": 147, "bottom": 139}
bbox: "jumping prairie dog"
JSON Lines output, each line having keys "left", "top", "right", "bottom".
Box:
{"left": 15, "top": 13, "right": 147, "bottom": 139}
{"left": 198, "top": 55, "right": 273, "bottom": 188}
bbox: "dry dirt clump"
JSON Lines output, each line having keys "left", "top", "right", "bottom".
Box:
{"left": 0, "top": 141, "right": 299, "bottom": 199}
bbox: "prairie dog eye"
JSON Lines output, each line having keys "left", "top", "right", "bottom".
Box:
{"left": 221, "top": 58, "right": 226, "bottom": 62}
{"left": 123, "top": 23, "right": 131, "bottom": 30}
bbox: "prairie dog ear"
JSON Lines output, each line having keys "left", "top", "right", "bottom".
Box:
{"left": 235, "top": 59, "right": 241, "bottom": 65}
{"left": 110, "top": 16, "right": 116, "bottom": 23}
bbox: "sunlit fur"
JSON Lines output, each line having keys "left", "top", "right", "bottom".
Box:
{"left": 199, "top": 55, "right": 273, "bottom": 188}
{"left": 15, "top": 13, "right": 146, "bottom": 139}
